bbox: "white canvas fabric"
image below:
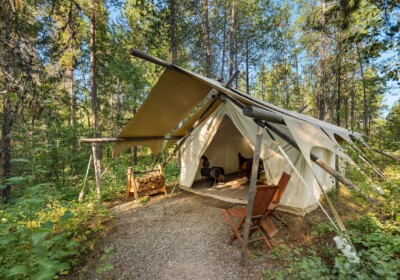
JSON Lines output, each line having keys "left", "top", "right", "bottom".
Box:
{"left": 180, "top": 100, "right": 335, "bottom": 215}
{"left": 282, "top": 115, "right": 354, "bottom": 167}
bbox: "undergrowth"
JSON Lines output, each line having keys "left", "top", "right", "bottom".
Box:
{"left": 263, "top": 161, "right": 400, "bottom": 280}
{"left": 0, "top": 147, "right": 180, "bottom": 279}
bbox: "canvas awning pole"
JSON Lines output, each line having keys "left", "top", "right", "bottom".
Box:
{"left": 79, "top": 136, "right": 182, "bottom": 143}
{"left": 372, "top": 149, "right": 400, "bottom": 162}
{"left": 240, "top": 125, "right": 264, "bottom": 266}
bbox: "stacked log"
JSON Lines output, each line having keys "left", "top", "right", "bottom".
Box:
{"left": 126, "top": 165, "right": 168, "bottom": 201}
{"left": 135, "top": 172, "right": 166, "bottom": 192}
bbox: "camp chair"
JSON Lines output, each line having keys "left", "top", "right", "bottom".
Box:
{"left": 268, "top": 172, "right": 291, "bottom": 214}
{"left": 261, "top": 172, "right": 291, "bottom": 238}
{"left": 222, "top": 185, "right": 279, "bottom": 255}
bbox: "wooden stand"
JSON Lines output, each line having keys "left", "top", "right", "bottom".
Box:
{"left": 126, "top": 164, "right": 168, "bottom": 201}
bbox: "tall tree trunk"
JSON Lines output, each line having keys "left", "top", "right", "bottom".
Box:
{"left": 229, "top": 0, "right": 237, "bottom": 77}
{"left": 66, "top": 60, "right": 75, "bottom": 126}
{"left": 90, "top": 0, "right": 101, "bottom": 200}
{"left": 170, "top": 0, "right": 178, "bottom": 64}
{"left": 1, "top": 12, "right": 12, "bottom": 201}
{"left": 319, "top": 0, "right": 326, "bottom": 120}
{"left": 283, "top": 52, "right": 289, "bottom": 108}
{"left": 261, "top": 82, "right": 265, "bottom": 100}
{"left": 295, "top": 53, "right": 301, "bottom": 104}
{"left": 350, "top": 72, "right": 355, "bottom": 131}
{"left": 336, "top": 35, "right": 342, "bottom": 127}
{"left": 344, "top": 91, "right": 349, "bottom": 129}
{"left": 220, "top": 0, "right": 227, "bottom": 79}
{"left": 201, "top": 0, "right": 212, "bottom": 77}
{"left": 115, "top": 79, "right": 121, "bottom": 135}
{"left": 1, "top": 89, "right": 12, "bottom": 201}
{"left": 355, "top": 43, "right": 368, "bottom": 136}
{"left": 245, "top": 32, "right": 250, "bottom": 94}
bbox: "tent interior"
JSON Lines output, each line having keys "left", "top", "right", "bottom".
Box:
{"left": 189, "top": 115, "right": 254, "bottom": 203}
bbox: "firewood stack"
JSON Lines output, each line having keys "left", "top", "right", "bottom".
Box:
{"left": 135, "top": 172, "right": 165, "bottom": 193}
{"left": 126, "top": 164, "right": 168, "bottom": 201}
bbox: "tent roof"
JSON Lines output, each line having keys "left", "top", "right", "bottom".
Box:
{"left": 114, "top": 66, "right": 364, "bottom": 157}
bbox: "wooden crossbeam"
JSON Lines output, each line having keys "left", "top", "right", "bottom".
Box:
{"left": 79, "top": 136, "right": 182, "bottom": 143}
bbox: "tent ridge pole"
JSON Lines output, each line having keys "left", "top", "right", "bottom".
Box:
{"left": 223, "top": 70, "right": 240, "bottom": 88}
{"left": 130, "top": 49, "right": 174, "bottom": 69}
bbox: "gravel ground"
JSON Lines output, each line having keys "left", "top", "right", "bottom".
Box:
{"left": 78, "top": 191, "right": 278, "bottom": 280}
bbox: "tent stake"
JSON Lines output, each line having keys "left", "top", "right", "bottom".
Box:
{"left": 240, "top": 125, "right": 264, "bottom": 266}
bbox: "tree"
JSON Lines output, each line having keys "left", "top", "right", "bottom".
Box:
{"left": 89, "top": 0, "right": 102, "bottom": 200}
{"left": 0, "top": 1, "right": 45, "bottom": 200}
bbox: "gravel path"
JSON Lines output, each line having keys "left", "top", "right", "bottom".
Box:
{"left": 80, "top": 191, "right": 277, "bottom": 280}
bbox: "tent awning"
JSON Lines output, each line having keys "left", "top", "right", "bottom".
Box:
{"left": 113, "top": 69, "right": 212, "bottom": 156}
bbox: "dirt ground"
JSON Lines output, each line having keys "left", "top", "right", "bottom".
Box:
{"left": 70, "top": 189, "right": 345, "bottom": 280}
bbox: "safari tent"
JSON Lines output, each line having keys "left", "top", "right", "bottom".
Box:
{"left": 110, "top": 51, "right": 365, "bottom": 216}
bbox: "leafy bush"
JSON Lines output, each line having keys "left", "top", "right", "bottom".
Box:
{"left": 263, "top": 162, "right": 400, "bottom": 280}
{"left": 0, "top": 159, "right": 108, "bottom": 279}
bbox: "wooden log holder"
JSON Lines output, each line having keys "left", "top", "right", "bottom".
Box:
{"left": 126, "top": 164, "right": 168, "bottom": 201}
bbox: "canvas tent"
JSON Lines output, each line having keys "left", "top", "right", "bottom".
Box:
{"left": 113, "top": 63, "right": 364, "bottom": 215}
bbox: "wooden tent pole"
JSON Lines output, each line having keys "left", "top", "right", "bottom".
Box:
{"left": 240, "top": 125, "right": 264, "bottom": 266}
{"left": 223, "top": 70, "right": 240, "bottom": 87}
{"left": 92, "top": 143, "right": 102, "bottom": 201}
{"left": 243, "top": 106, "right": 285, "bottom": 125}
{"left": 373, "top": 149, "right": 400, "bottom": 162}
{"left": 130, "top": 49, "right": 174, "bottom": 69}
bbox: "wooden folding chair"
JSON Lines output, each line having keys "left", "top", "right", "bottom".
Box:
{"left": 269, "top": 172, "right": 291, "bottom": 212}
{"left": 261, "top": 172, "right": 291, "bottom": 238}
{"left": 222, "top": 185, "right": 279, "bottom": 255}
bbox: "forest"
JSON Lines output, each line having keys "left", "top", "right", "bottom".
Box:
{"left": 0, "top": 0, "right": 399, "bottom": 279}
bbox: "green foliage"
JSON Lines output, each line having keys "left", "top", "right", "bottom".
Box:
{"left": 96, "top": 245, "right": 116, "bottom": 275}
{"left": 1, "top": 0, "right": 399, "bottom": 279}
{"left": 136, "top": 197, "right": 149, "bottom": 205}
{"left": 0, "top": 158, "right": 108, "bottom": 279}
{"left": 311, "top": 221, "right": 336, "bottom": 237}
{"left": 266, "top": 165, "right": 400, "bottom": 280}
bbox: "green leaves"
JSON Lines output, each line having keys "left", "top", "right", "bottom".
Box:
{"left": 4, "top": 265, "right": 28, "bottom": 277}
{"left": 5, "top": 176, "right": 28, "bottom": 184}
{"left": 34, "top": 258, "right": 69, "bottom": 280}
{"left": 10, "top": 158, "right": 30, "bottom": 164}
{"left": 60, "top": 210, "right": 74, "bottom": 221}
{"left": 32, "top": 228, "right": 52, "bottom": 245}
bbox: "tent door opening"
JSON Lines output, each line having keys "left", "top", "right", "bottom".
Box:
{"left": 189, "top": 115, "right": 257, "bottom": 203}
